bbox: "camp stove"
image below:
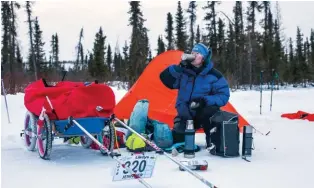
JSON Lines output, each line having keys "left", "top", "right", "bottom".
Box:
{"left": 179, "top": 160, "right": 208, "bottom": 171}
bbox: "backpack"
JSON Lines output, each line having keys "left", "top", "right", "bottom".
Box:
{"left": 126, "top": 99, "right": 173, "bottom": 149}
{"left": 126, "top": 99, "right": 149, "bottom": 139}
{"left": 147, "top": 118, "right": 173, "bottom": 149}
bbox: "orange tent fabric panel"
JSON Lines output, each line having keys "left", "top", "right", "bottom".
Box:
{"left": 114, "top": 50, "right": 250, "bottom": 132}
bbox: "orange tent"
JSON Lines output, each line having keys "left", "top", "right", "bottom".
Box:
{"left": 114, "top": 50, "right": 250, "bottom": 132}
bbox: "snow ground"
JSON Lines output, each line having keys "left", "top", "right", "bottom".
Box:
{"left": 1, "top": 87, "right": 314, "bottom": 188}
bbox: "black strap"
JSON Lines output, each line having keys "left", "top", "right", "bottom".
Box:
{"left": 42, "top": 78, "right": 50, "bottom": 87}
{"left": 61, "top": 71, "right": 67, "bottom": 81}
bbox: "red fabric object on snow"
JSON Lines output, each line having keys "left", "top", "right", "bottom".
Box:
{"left": 113, "top": 129, "right": 126, "bottom": 149}
{"left": 90, "top": 142, "right": 100, "bottom": 150}
{"left": 24, "top": 79, "right": 115, "bottom": 120}
{"left": 281, "top": 111, "right": 314, "bottom": 122}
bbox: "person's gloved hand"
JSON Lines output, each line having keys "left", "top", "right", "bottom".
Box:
{"left": 179, "top": 60, "right": 188, "bottom": 68}
{"left": 179, "top": 60, "right": 193, "bottom": 69}
{"left": 190, "top": 97, "right": 206, "bottom": 110}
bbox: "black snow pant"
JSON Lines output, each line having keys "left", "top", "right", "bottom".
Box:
{"left": 172, "top": 106, "right": 220, "bottom": 147}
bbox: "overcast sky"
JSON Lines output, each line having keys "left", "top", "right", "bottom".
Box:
{"left": 14, "top": 0, "right": 314, "bottom": 61}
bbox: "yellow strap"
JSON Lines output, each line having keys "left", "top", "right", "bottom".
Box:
{"left": 112, "top": 121, "right": 121, "bottom": 154}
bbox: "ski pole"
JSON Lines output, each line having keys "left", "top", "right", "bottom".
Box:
{"left": 270, "top": 69, "right": 274, "bottom": 111}
{"left": 276, "top": 72, "right": 279, "bottom": 90}
{"left": 112, "top": 115, "right": 218, "bottom": 188}
{"left": 67, "top": 117, "right": 153, "bottom": 188}
{"left": 260, "top": 71, "right": 263, "bottom": 115}
{"left": 1, "top": 79, "right": 11, "bottom": 123}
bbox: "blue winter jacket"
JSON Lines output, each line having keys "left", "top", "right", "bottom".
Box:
{"left": 160, "top": 60, "right": 230, "bottom": 120}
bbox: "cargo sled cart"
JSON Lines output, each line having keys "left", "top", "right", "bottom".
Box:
{"left": 21, "top": 79, "right": 117, "bottom": 160}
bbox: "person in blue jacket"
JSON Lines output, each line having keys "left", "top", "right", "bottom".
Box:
{"left": 160, "top": 43, "right": 230, "bottom": 149}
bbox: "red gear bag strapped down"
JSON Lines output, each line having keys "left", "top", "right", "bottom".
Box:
{"left": 24, "top": 80, "right": 116, "bottom": 120}
{"left": 281, "top": 111, "right": 314, "bottom": 122}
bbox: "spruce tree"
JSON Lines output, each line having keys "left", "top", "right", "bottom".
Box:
{"left": 187, "top": 1, "right": 197, "bottom": 50}
{"left": 75, "top": 28, "right": 84, "bottom": 71}
{"left": 216, "top": 18, "right": 225, "bottom": 72}
{"left": 266, "top": 8, "right": 275, "bottom": 80}
{"left": 148, "top": 49, "right": 153, "bottom": 62}
{"left": 289, "top": 37, "right": 297, "bottom": 84}
{"left": 310, "top": 29, "right": 314, "bottom": 80}
{"left": 225, "top": 23, "right": 236, "bottom": 88}
{"left": 143, "top": 28, "right": 151, "bottom": 64}
{"left": 89, "top": 27, "right": 107, "bottom": 81}
{"left": 33, "top": 17, "right": 46, "bottom": 74}
{"left": 296, "top": 27, "right": 307, "bottom": 86}
{"left": 25, "top": 1, "right": 37, "bottom": 80}
{"left": 7, "top": 1, "right": 20, "bottom": 93}
{"left": 49, "top": 34, "right": 55, "bottom": 68}
{"left": 304, "top": 37, "right": 310, "bottom": 65}
{"left": 113, "top": 52, "right": 119, "bottom": 79}
{"left": 274, "top": 19, "right": 285, "bottom": 82}
{"left": 261, "top": 1, "right": 270, "bottom": 70}
{"left": 247, "top": 1, "right": 262, "bottom": 34}
{"left": 16, "top": 44, "right": 23, "bottom": 67}
{"left": 122, "top": 41, "right": 129, "bottom": 81}
{"left": 87, "top": 53, "right": 94, "bottom": 77}
{"left": 165, "top": 12, "right": 174, "bottom": 50}
{"left": 175, "top": 1, "right": 188, "bottom": 51}
{"left": 203, "top": 1, "right": 220, "bottom": 54}
{"left": 55, "top": 33, "right": 59, "bottom": 64}
{"left": 217, "top": 19, "right": 225, "bottom": 46}
{"left": 128, "top": 1, "right": 148, "bottom": 88}
{"left": 261, "top": 1, "right": 270, "bottom": 37}
{"left": 1, "top": 2, "right": 10, "bottom": 67}
{"left": 195, "top": 25, "right": 201, "bottom": 43}
{"left": 107, "top": 44, "right": 112, "bottom": 73}
{"left": 233, "top": 1, "right": 245, "bottom": 85}
{"left": 246, "top": 1, "right": 262, "bottom": 87}
{"left": 157, "top": 35, "right": 166, "bottom": 55}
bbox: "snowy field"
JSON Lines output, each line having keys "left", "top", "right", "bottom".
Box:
{"left": 1, "top": 86, "right": 314, "bottom": 188}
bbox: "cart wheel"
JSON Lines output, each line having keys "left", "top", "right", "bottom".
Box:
{"left": 23, "top": 111, "right": 37, "bottom": 151}
{"left": 80, "top": 135, "right": 93, "bottom": 148}
{"left": 36, "top": 114, "right": 53, "bottom": 160}
{"left": 100, "top": 120, "right": 115, "bottom": 155}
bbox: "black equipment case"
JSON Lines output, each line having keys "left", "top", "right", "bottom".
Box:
{"left": 208, "top": 110, "right": 240, "bottom": 157}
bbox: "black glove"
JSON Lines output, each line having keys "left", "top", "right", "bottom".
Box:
{"left": 190, "top": 97, "right": 206, "bottom": 110}
{"left": 179, "top": 60, "right": 192, "bottom": 69}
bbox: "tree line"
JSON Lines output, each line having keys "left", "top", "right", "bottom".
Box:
{"left": 1, "top": 1, "right": 314, "bottom": 94}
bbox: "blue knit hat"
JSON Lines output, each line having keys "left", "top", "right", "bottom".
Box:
{"left": 192, "top": 43, "right": 209, "bottom": 59}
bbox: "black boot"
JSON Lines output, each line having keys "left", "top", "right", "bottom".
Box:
{"left": 172, "top": 130, "right": 185, "bottom": 144}
{"left": 172, "top": 116, "right": 186, "bottom": 144}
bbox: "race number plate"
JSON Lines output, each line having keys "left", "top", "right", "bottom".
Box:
{"left": 112, "top": 152, "right": 157, "bottom": 181}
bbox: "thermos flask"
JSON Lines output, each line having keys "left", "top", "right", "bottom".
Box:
{"left": 184, "top": 120, "right": 196, "bottom": 158}
{"left": 242, "top": 125, "right": 253, "bottom": 157}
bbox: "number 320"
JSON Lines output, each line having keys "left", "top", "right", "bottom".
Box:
{"left": 123, "top": 160, "right": 147, "bottom": 174}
